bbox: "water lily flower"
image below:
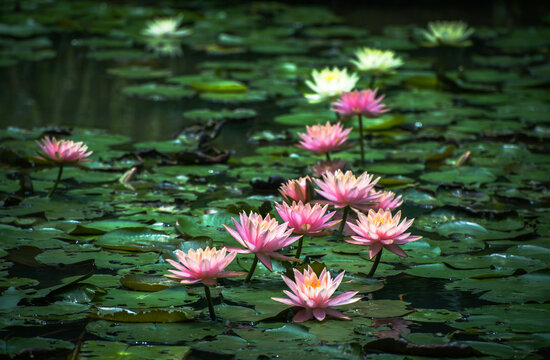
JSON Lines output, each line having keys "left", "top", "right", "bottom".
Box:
{"left": 36, "top": 136, "right": 92, "bottom": 164}
{"left": 351, "top": 47, "right": 403, "bottom": 75}
{"left": 35, "top": 136, "right": 92, "bottom": 198}
{"left": 272, "top": 265, "right": 360, "bottom": 322}
{"left": 165, "top": 247, "right": 245, "bottom": 320}
{"left": 223, "top": 212, "right": 301, "bottom": 282}
{"left": 314, "top": 170, "right": 380, "bottom": 211}
{"left": 346, "top": 209, "right": 421, "bottom": 277}
{"left": 314, "top": 170, "right": 381, "bottom": 233}
{"left": 332, "top": 90, "right": 389, "bottom": 119}
{"left": 370, "top": 190, "right": 403, "bottom": 212}
{"left": 420, "top": 20, "right": 474, "bottom": 47}
{"left": 275, "top": 201, "right": 340, "bottom": 258}
{"left": 305, "top": 67, "right": 359, "bottom": 103}
{"left": 298, "top": 122, "right": 351, "bottom": 161}
{"left": 142, "top": 15, "right": 192, "bottom": 38}
{"left": 165, "top": 247, "right": 244, "bottom": 286}
{"left": 279, "top": 176, "right": 315, "bottom": 204}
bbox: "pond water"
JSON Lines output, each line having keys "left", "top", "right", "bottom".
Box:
{"left": 1, "top": 1, "right": 550, "bottom": 359}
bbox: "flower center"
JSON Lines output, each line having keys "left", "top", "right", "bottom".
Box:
{"left": 373, "top": 216, "right": 392, "bottom": 226}
{"left": 305, "top": 278, "right": 321, "bottom": 289}
{"left": 323, "top": 74, "right": 338, "bottom": 81}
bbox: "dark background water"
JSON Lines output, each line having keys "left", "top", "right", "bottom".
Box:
{"left": 1, "top": 0, "right": 549, "bottom": 143}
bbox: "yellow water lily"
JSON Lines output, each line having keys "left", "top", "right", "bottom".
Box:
{"left": 304, "top": 67, "right": 359, "bottom": 103}
{"left": 420, "top": 20, "right": 474, "bottom": 47}
{"left": 351, "top": 47, "right": 403, "bottom": 75}
{"left": 142, "top": 15, "right": 191, "bottom": 38}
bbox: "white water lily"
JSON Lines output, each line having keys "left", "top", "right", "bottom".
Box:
{"left": 142, "top": 15, "right": 191, "bottom": 38}
{"left": 420, "top": 20, "right": 474, "bottom": 47}
{"left": 304, "top": 67, "right": 359, "bottom": 103}
{"left": 351, "top": 47, "right": 403, "bottom": 74}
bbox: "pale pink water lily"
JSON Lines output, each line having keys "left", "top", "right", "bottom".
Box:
{"left": 276, "top": 201, "right": 340, "bottom": 236}
{"left": 309, "top": 158, "right": 349, "bottom": 177}
{"left": 314, "top": 170, "right": 381, "bottom": 210}
{"left": 298, "top": 122, "right": 351, "bottom": 159}
{"left": 370, "top": 190, "right": 403, "bottom": 212}
{"left": 36, "top": 137, "right": 92, "bottom": 164}
{"left": 346, "top": 209, "right": 421, "bottom": 259}
{"left": 279, "top": 176, "right": 314, "bottom": 204}
{"left": 332, "top": 89, "right": 389, "bottom": 119}
{"left": 272, "top": 266, "right": 360, "bottom": 322}
{"left": 165, "top": 247, "right": 245, "bottom": 286}
{"left": 224, "top": 212, "right": 301, "bottom": 281}
{"left": 35, "top": 136, "right": 93, "bottom": 198}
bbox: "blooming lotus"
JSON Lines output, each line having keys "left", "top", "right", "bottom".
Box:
{"left": 314, "top": 170, "right": 380, "bottom": 211}
{"left": 224, "top": 212, "right": 301, "bottom": 282}
{"left": 420, "top": 21, "right": 474, "bottom": 47}
{"left": 305, "top": 67, "right": 359, "bottom": 103}
{"left": 165, "top": 247, "right": 244, "bottom": 286}
{"left": 36, "top": 137, "right": 92, "bottom": 164}
{"left": 298, "top": 122, "right": 351, "bottom": 160}
{"left": 346, "top": 209, "right": 421, "bottom": 260}
{"left": 165, "top": 247, "right": 244, "bottom": 320}
{"left": 142, "top": 15, "right": 192, "bottom": 38}
{"left": 332, "top": 89, "right": 389, "bottom": 119}
{"left": 275, "top": 201, "right": 339, "bottom": 235}
{"left": 279, "top": 176, "right": 314, "bottom": 204}
{"left": 351, "top": 47, "right": 403, "bottom": 75}
{"left": 370, "top": 190, "right": 403, "bottom": 212}
{"left": 36, "top": 136, "right": 92, "bottom": 198}
{"left": 272, "top": 266, "right": 360, "bottom": 322}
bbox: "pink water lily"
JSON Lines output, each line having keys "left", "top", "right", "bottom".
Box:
{"left": 36, "top": 136, "right": 92, "bottom": 163}
{"left": 346, "top": 209, "right": 421, "bottom": 259}
{"left": 165, "top": 247, "right": 245, "bottom": 286}
{"left": 224, "top": 212, "right": 301, "bottom": 281}
{"left": 35, "top": 136, "right": 93, "bottom": 198}
{"left": 297, "top": 122, "right": 351, "bottom": 159}
{"left": 272, "top": 266, "right": 360, "bottom": 322}
{"left": 275, "top": 201, "right": 340, "bottom": 236}
{"left": 370, "top": 190, "right": 403, "bottom": 212}
{"left": 332, "top": 89, "right": 388, "bottom": 119}
{"left": 279, "top": 176, "right": 314, "bottom": 204}
{"left": 314, "top": 170, "right": 381, "bottom": 211}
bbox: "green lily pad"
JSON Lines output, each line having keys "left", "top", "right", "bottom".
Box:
{"left": 79, "top": 341, "right": 191, "bottom": 360}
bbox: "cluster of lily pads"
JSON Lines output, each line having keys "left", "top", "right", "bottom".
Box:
{"left": 2, "top": 1, "right": 550, "bottom": 359}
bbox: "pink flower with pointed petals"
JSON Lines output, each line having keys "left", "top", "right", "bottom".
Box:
{"left": 314, "top": 170, "right": 381, "bottom": 210}
{"left": 223, "top": 212, "right": 301, "bottom": 271}
{"left": 272, "top": 265, "right": 360, "bottom": 322}
{"left": 297, "top": 122, "right": 351, "bottom": 155}
{"left": 332, "top": 89, "right": 389, "bottom": 119}
{"left": 165, "top": 247, "right": 245, "bottom": 286}
{"left": 36, "top": 137, "right": 93, "bottom": 163}
{"left": 275, "top": 201, "right": 340, "bottom": 235}
{"left": 346, "top": 209, "right": 422, "bottom": 259}
{"left": 370, "top": 190, "right": 403, "bottom": 212}
{"left": 279, "top": 176, "right": 314, "bottom": 204}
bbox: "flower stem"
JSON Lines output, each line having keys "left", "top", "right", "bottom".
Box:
{"left": 338, "top": 206, "right": 350, "bottom": 234}
{"left": 47, "top": 164, "right": 64, "bottom": 198}
{"left": 244, "top": 256, "right": 259, "bottom": 283}
{"left": 369, "top": 74, "right": 376, "bottom": 89}
{"left": 358, "top": 115, "right": 365, "bottom": 164}
{"left": 295, "top": 237, "right": 304, "bottom": 260}
{"left": 367, "top": 249, "right": 383, "bottom": 277}
{"left": 203, "top": 284, "right": 216, "bottom": 320}
{"left": 325, "top": 152, "right": 331, "bottom": 162}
